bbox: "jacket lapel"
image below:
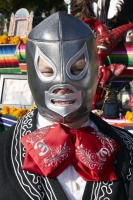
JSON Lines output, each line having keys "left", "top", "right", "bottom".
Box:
{"left": 6, "top": 108, "right": 69, "bottom": 200}
{"left": 82, "top": 181, "right": 94, "bottom": 200}
{"left": 90, "top": 112, "right": 125, "bottom": 145}
{"left": 47, "top": 178, "right": 69, "bottom": 200}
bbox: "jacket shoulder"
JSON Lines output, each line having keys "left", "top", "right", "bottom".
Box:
{"left": 111, "top": 125, "right": 133, "bottom": 151}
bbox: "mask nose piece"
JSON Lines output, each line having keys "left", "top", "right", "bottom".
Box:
{"left": 61, "top": 72, "right": 67, "bottom": 84}
{"left": 53, "top": 88, "right": 73, "bottom": 95}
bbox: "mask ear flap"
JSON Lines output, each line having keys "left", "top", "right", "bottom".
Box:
{"left": 91, "top": 65, "right": 101, "bottom": 110}
{"left": 91, "top": 86, "right": 100, "bottom": 110}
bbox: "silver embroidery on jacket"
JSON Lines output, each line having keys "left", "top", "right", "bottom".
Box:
{"left": 112, "top": 126, "right": 133, "bottom": 181}
{"left": 11, "top": 107, "right": 57, "bottom": 200}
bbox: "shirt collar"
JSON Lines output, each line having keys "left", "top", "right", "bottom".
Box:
{"left": 36, "top": 112, "right": 99, "bottom": 131}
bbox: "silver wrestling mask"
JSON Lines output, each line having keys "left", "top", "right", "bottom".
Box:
{"left": 26, "top": 11, "right": 99, "bottom": 123}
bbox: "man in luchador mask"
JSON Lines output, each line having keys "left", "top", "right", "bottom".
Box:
{"left": 0, "top": 12, "right": 133, "bottom": 200}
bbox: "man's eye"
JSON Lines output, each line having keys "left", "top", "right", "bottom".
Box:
{"left": 70, "top": 55, "right": 86, "bottom": 75}
{"left": 39, "top": 67, "right": 54, "bottom": 77}
{"left": 42, "top": 69, "right": 54, "bottom": 77}
{"left": 70, "top": 68, "right": 83, "bottom": 75}
{"left": 38, "top": 56, "right": 54, "bottom": 77}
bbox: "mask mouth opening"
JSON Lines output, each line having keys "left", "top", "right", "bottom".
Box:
{"left": 51, "top": 99, "right": 76, "bottom": 106}
{"left": 45, "top": 84, "right": 82, "bottom": 117}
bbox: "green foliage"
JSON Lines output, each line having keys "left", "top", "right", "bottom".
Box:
{"left": 0, "top": 0, "right": 67, "bottom": 20}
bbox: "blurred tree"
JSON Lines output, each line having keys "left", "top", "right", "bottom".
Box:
{"left": 0, "top": 0, "right": 67, "bottom": 20}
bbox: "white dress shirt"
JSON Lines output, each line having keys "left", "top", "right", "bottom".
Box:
{"left": 36, "top": 113, "right": 99, "bottom": 200}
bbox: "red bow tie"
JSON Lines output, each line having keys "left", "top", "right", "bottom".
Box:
{"left": 21, "top": 124, "right": 120, "bottom": 181}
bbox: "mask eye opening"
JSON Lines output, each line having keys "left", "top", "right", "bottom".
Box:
{"left": 34, "top": 46, "right": 57, "bottom": 82}
{"left": 66, "top": 43, "right": 89, "bottom": 80}
{"left": 70, "top": 54, "right": 86, "bottom": 76}
{"left": 38, "top": 56, "right": 54, "bottom": 77}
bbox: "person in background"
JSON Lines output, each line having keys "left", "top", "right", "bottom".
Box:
{"left": 71, "top": 0, "right": 97, "bottom": 20}
{"left": 71, "top": 0, "right": 133, "bottom": 29}
{"left": 0, "top": 11, "right": 133, "bottom": 200}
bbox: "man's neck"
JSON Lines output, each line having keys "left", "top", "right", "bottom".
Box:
{"left": 62, "top": 114, "right": 90, "bottom": 129}
{"left": 37, "top": 112, "right": 90, "bottom": 130}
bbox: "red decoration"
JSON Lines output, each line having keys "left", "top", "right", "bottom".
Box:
{"left": 21, "top": 124, "right": 120, "bottom": 181}
{"left": 83, "top": 18, "right": 133, "bottom": 108}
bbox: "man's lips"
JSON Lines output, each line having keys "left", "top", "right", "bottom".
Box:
{"left": 51, "top": 99, "right": 76, "bottom": 106}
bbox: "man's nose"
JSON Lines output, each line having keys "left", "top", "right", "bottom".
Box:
{"left": 53, "top": 88, "right": 73, "bottom": 95}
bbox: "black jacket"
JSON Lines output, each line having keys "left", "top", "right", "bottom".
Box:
{"left": 0, "top": 107, "right": 133, "bottom": 200}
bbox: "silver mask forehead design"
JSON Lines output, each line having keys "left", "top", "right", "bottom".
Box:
{"left": 26, "top": 11, "right": 99, "bottom": 123}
